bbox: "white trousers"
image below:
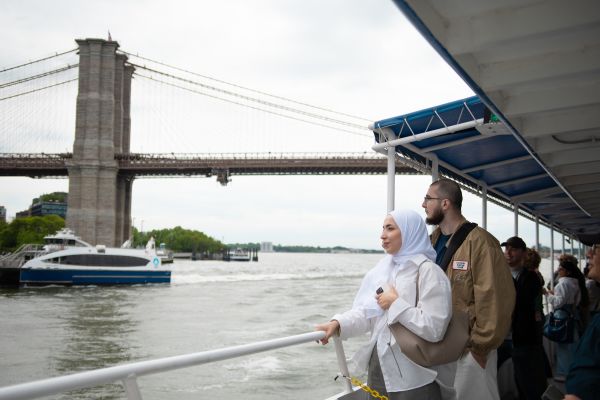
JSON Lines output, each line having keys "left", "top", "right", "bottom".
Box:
{"left": 454, "top": 350, "right": 500, "bottom": 400}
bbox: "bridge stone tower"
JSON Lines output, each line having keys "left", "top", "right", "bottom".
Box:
{"left": 66, "top": 38, "right": 134, "bottom": 246}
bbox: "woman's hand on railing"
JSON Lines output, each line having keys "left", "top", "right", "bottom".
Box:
{"left": 315, "top": 320, "right": 340, "bottom": 345}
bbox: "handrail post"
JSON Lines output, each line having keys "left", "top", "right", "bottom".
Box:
{"left": 122, "top": 376, "right": 143, "bottom": 400}
{"left": 333, "top": 336, "right": 353, "bottom": 393}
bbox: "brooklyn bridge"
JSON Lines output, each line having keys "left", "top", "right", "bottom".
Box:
{"left": 1, "top": 38, "right": 420, "bottom": 247}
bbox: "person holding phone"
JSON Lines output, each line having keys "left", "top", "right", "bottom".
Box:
{"left": 316, "top": 209, "right": 455, "bottom": 400}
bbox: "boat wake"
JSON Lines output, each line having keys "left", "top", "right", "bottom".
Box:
{"left": 172, "top": 271, "right": 364, "bottom": 285}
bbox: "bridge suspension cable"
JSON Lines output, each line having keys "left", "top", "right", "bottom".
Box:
{"left": 0, "top": 64, "right": 78, "bottom": 89}
{"left": 1, "top": 48, "right": 78, "bottom": 153}
{"left": 120, "top": 49, "right": 373, "bottom": 123}
{"left": 134, "top": 72, "right": 369, "bottom": 138}
{"left": 0, "top": 48, "right": 77, "bottom": 73}
{"left": 0, "top": 78, "right": 78, "bottom": 102}
{"left": 130, "top": 62, "right": 371, "bottom": 135}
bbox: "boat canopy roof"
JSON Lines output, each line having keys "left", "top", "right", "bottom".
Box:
{"left": 373, "top": 0, "right": 600, "bottom": 244}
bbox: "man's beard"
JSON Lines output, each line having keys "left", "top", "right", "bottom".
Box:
{"left": 426, "top": 208, "right": 444, "bottom": 225}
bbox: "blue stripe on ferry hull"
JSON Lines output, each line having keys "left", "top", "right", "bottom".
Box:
{"left": 20, "top": 269, "right": 171, "bottom": 285}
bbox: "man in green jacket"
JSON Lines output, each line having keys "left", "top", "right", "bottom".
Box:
{"left": 422, "top": 178, "right": 515, "bottom": 400}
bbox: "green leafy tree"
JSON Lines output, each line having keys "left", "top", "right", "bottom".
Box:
{"left": 0, "top": 215, "right": 64, "bottom": 252}
{"left": 38, "top": 192, "right": 67, "bottom": 203}
{"left": 132, "top": 226, "right": 225, "bottom": 254}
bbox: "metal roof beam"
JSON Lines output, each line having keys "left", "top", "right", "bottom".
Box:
{"left": 499, "top": 83, "right": 600, "bottom": 118}
{"left": 524, "top": 198, "right": 571, "bottom": 204}
{"left": 562, "top": 174, "right": 600, "bottom": 186}
{"left": 443, "top": 0, "right": 600, "bottom": 56}
{"left": 461, "top": 155, "right": 530, "bottom": 173}
{"left": 542, "top": 210, "right": 587, "bottom": 217}
{"left": 573, "top": 192, "right": 600, "bottom": 202}
{"left": 546, "top": 148, "right": 600, "bottom": 168}
{"left": 475, "top": 44, "right": 600, "bottom": 92}
{"left": 568, "top": 184, "right": 600, "bottom": 195}
{"left": 534, "top": 203, "right": 579, "bottom": 213}
{"left": 489, "top": 173, "right": 547, "bottom": 189}
{"left": 532, "top": 133, "right": 600, "bottom": 155}
{"left": 514, "top": 103, "right": 600, "bottom": 139}
{"left": 554, "top": 161, "right": 600, "bottom": 177}
{"left": 420, "top": 133, "right": 488, "bottom": 152}
{"left": 371, "top": 119, "right": 483, "bottom": 152}
{"left": 511, "top": 187, "right": 564, "bottom": 203}
{"left": 473, "top": 21, "right": 600, "bottom": 65}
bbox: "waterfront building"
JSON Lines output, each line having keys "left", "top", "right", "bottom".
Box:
{"left": 16, "top": 201, "right": 67, "bottom": 219}
{"left": 30, "top": 201, "right": 67, "bottom": 219}
{"left": 260, "top": 241, "right": 273, "bottom": 252}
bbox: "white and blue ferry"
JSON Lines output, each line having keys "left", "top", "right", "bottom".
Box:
{"left": 0, "top": 229, "right": 170, "bottom": 286}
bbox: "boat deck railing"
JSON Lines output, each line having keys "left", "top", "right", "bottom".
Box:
{"left": 0, "top": 331, "right": 355, "bottom": 400}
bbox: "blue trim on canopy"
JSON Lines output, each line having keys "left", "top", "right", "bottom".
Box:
{"left": 372, "top": 95, "right": 583, "bottom": 230}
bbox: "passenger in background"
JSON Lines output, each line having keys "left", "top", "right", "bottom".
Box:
{"left": 422, "top": 178, "right": 515, "bottom": 400}
{"left": 584, "top": 263, "right": 600, "bottom": 318}
{"left": 543, "top": 258, "right": 588, "bottom": 382}
{"left": 564, "top": 244, "right": 600, "bottom": 400}
{"left": 523, "top": 248, "right": 546, "bottom": 332}
{"left": 316, "top": 209, "right": 456, "bottom": 400}
{"left": 501, "top": 237, "right": 547, "bottom": 399}
{"left": 523, "top": 247, "right": 553, "bottom": 380}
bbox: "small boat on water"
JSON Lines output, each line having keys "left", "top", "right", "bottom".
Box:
{"left": 156, "top": 242, "right": 174, "bottom": 264}
{"left": 225, "top": 247, "right": 251, "bottom": 262}
{"left": 0, "top": 229, "right": 171, "bottom": 286}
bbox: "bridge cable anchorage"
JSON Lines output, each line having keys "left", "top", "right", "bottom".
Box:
{"left": 120, "top": 49, "right": 373, "bottom": 123}
{"left": 0, "top": 78, "right": 78, "bottom": 102}
{"left": 0, "top": 64, "right": 79, "bottom": 89}
{"left": 134, "top": 72, "right": 372, "bottom": 138}
{"left": 0, "top": 48, "right": 77, "bottom": 74}
{"left": 129, "top": 63, "right": 370, "bottom": 131}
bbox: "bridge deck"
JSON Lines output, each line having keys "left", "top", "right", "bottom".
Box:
{"left": 0, "top": 153, "right": 421, "bottom": 179}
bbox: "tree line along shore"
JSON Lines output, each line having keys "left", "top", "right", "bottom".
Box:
{"left": 0, "top": 216, "right": 381, "bottom": 255}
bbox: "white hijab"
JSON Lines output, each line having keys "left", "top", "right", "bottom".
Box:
{"left": 352, "top": 209, "right": 436, "bottom": 318}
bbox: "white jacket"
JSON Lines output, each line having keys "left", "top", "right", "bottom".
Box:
{"left": 333, "top": 254, "right": 455, "bottom": 393}
{"left": 548, "top": 276, "right": 581, "bottom": 309}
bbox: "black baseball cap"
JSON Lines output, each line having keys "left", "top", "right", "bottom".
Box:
{"left": 501, "top": 236, "right": 527, "bottom": 249}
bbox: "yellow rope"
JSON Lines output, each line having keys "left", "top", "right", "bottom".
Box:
{"left": 339, "top": 375, "right": 389, "bottom": 400}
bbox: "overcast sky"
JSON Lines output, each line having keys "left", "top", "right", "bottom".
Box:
{"left": 0, "top": 0, "right": 571, "bottom": 250}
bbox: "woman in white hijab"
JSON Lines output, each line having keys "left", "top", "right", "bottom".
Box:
{"left": 316, "top": 209, "right": 455, "bottom": 400}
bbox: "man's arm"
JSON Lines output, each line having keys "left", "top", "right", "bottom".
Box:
{"left": 469, "top": 239, "right": 515, "bottom": 361}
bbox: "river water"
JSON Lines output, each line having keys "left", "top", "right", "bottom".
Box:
{"left": 0, "top": 252, "right": 382, "bottom": 400}
{"left": 0, "top": 252, "right": 558, "bottom": 400}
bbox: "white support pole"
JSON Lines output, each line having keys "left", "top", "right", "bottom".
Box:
{"left": 514, "top": 204, "right": 519, "bottom": 236}
{"left": 481, "top": 185, "right": 488, "bottom": 230}
{"left": 562, "top": 233, "right": 565, "bottom": 255}
{"left": 551, "top": 227, "right": 555, "bottom": 290}
{"left": 123, "top": 376, "right": 143, "bottom": 400}
{"left": 535, "top": 216, "right": 540, "bottom": 250}
{"left": 387, "top": 146, "right": 395, "bottom": 213}
{"left": 333, "top": 336, "right": 353, "bottom": 394}
{"left": 571, "top": 236, "right": 574, "bottom": 258}
{"left": 431, "top": 156, "right": 439, "bottom": 182}
{"left": 371, "top": 119, "right": 483, "bottom": 151}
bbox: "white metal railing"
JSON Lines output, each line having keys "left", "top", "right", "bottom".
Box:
{"left": 0, "top": 331, "right": 353, "bottom": 400}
